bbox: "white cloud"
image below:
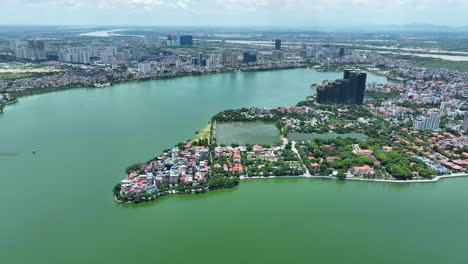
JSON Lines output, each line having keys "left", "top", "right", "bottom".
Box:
{"left": 22, "top": 0, "right": 84, "bottom": 8}
{"left": 4, "top": 0, "right": 468, "bottom": 26}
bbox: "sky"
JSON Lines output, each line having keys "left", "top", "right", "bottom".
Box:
{"left": 0, "top": 0, "right": 467, "bottom": 28}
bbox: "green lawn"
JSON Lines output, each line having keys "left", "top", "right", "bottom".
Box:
{"left": 191, "top": 123, "right": 211, "bottom": 143}
{"left": 0, "top": 73, "right": 35, "bottom": 80}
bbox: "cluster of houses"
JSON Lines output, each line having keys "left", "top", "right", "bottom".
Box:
{"left": 213, "top": 145, "right": 285, "bottom": 176}
{"left": 397, "top": 129, "right": 467, "bottom": 173}
{"left": 213, "top": 147, "right": 244, "bottom": 175}
{"left": 120, "top": 145, "right": 210, "bottom": 196}
{"left": 247, "top": 106, "right": 314, "bottom": 115}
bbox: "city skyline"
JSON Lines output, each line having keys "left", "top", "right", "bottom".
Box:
{"left": 1, "top": 0, "right": 467, "bottom": 28}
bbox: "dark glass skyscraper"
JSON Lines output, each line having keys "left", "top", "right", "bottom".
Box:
{"left": 243, "top": 51, "right": 257, "bottom": 64}
{"left": 275, "top": 39, "right": 281, "bottom": 50}
{"left": 316, "top": 70, "right": 367, "bottom": 105}
{"left": 338, "top": 48, "right": 345, "bottom": 57}
{"left": 179, "top": 35, "right": 193, "bottom": 46}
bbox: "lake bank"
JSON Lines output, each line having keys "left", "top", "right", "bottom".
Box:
{"left": 3, "top": 64, "right": 309, "bottom": 112}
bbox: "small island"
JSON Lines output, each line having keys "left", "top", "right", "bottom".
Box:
{"left": 114, "top": 71, "right": 468, "bottom": 204}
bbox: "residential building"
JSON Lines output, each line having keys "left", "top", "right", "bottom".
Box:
{"left": 14, "top": 40, "right": 46, "bottom": 60}
{"left": 138, "top": 62, "right": 152, "bottom": 73}
{"left": 350, "top": 164, "right": 374, "bottom": 175}
{"left": 275, "top": 39, "right": 281, "bottom": 50}
{"left": 179, "top": 35, "right": 193, "bottom": 46}
{"left": 316, "top": 70, "right": 367, "bottom": 105}
{"left": 462, "top": 112, "right": 468, "bottom": 133}
{"left": 221, "top": 54, "right": 238, "bottom": 66}
{"left": 243, "top": 51, "right": 257, "bottom": 65}
{"left": 413, "top": 111, "right": 441, "bottom": 131}
{"left": 58, "top": 48, "right": 90, "bottom": 64}
{"left": 271, "top": 50, "right": 283, "bottom": 61}
{"left": 167, "top": 35, "right": 179, "bottom": 47}
{"left": 338, "top": 48, "right": 345, "bottom": 58}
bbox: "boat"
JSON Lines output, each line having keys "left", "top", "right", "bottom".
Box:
{"left": 94, "top": 82, "right": 111, "bottom": 88}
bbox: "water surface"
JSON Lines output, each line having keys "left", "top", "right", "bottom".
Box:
{"left": 216, "top": 121, "right": 279, "bottom": 145}
{"left": 2, "top": 69, "right": 466, "bottom": 264}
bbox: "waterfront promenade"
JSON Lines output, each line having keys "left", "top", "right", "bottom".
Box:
{"left": 240, "top": 173, "right": 468, "bottom": 183}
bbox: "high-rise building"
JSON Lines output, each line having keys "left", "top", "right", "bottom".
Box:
{"left": 130, "top": 48, "right": 140, "bottom": 61}
{"left": 243, "top": 51, "right": 257, "bottom": 64}
{"left": 179, "top": 35, "right": 193, "bottom": 46}
{"left": 274, "top": 39, "right": 281, "bottom": 50}
{"left": 316, "top": 70, "right": 367, "bottom": 105}
{"left": 78, "top": 51, "right": 90, "bottom": 64}
{"left": 195, "top": 53, "right": 205, "bottom": 66}
{"left": 28, "top": 40, "right": 46, "bottom": 60}
{"left": 205, "top": 54, "right": 221, "bottom": 68}
{"left": 412, "top": 111, "right": 441, "bottom": 131}
{"left": 167, "top": 35, "right": 179, "bottom": 47}
{"left": 137, "top": 62, "right": 152, "bottom": 73}
{"left": 15, "top": 40, "right": 46, "bottom": 60}
{"left": 338, "top": 48, "right": 345, "bottom": 58}
{"left": 221, "top": 54, "right": 238, "bottom": 66}
{"left": 271, "top": 50, "right": 284, "bottom": 61}
{"left": 462, "top": 112, "right": 468, "bottom": 133}
{"left": 58, "top": 48, "right": 90, "bottom": 64}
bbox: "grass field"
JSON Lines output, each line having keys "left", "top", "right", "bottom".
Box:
{"left": 0, "top": 72, "right": 35, "bottom": 80}
{"left": 191, "top": 123, "right": 211, "bottom": 143}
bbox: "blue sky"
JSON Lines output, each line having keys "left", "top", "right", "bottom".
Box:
{"left": 1, "top": 0, "right": 466, "bottom": 27}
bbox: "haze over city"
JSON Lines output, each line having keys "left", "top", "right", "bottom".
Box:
{"left": 1, "top": 0, "right": 467, "bottom": 28}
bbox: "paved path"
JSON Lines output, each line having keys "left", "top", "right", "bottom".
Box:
{"left": 290, "top": 141, "right": 311, "bottom": 176}
{"left": 240, "top": 173, "right": 468, "bottom": 183}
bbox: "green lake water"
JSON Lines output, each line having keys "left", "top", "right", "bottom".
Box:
{"left": 1, "top": 68, "right": 467, "bottom": 264}
{"left": 216, "top": 122, "right": 280, "bottom": 145}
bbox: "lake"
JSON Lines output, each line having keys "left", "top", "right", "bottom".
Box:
{"left": 216, "top": 121, "right": 280, "bottom": 146}
{"left": 1, "top": 68, "right": 467, "bottom": 264}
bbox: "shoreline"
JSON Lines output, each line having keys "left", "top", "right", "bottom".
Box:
{"left": 1, "top": 64, "right": 308, "bottom": 112}
{"left": 240, "top": 172, "right": 468, "bottom": 183}
{"left": 115, "top": 173, "right": 468, "bottom": 204}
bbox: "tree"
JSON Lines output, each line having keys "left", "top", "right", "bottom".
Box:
{"left": 336, "top": 170, "right": 346, "bottom": 180}
{"left": 113, "top": 183, "right": 121, "bottom": 197}
{"left": 125, "top": 163, "right": 141, "bottom": 174}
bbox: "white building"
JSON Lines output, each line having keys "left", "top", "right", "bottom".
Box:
{"left": 137, "top": 63, "right": 152, "bottom": 73}
{"left": 462, "top": 112, "right": 468, "bottom": 133}
{"left": 58, "top": 48, "right": 90, "bottom": 64}
{"left": 14, "top": 40, "right": 46, "bottom": 60}
{"left": 205, "top": 54, "right": 222, "bottom": 68}
{"left": 413, "top": 111, "right": 441, "bottom": 130}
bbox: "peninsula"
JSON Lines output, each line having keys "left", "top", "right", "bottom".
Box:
{"left": 115, "top": 67, "right": 467, "bottom": 204}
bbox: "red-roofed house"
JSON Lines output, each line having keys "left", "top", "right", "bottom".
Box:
{"left": 350, "top": 165, "right": 374, "bottom": 175}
